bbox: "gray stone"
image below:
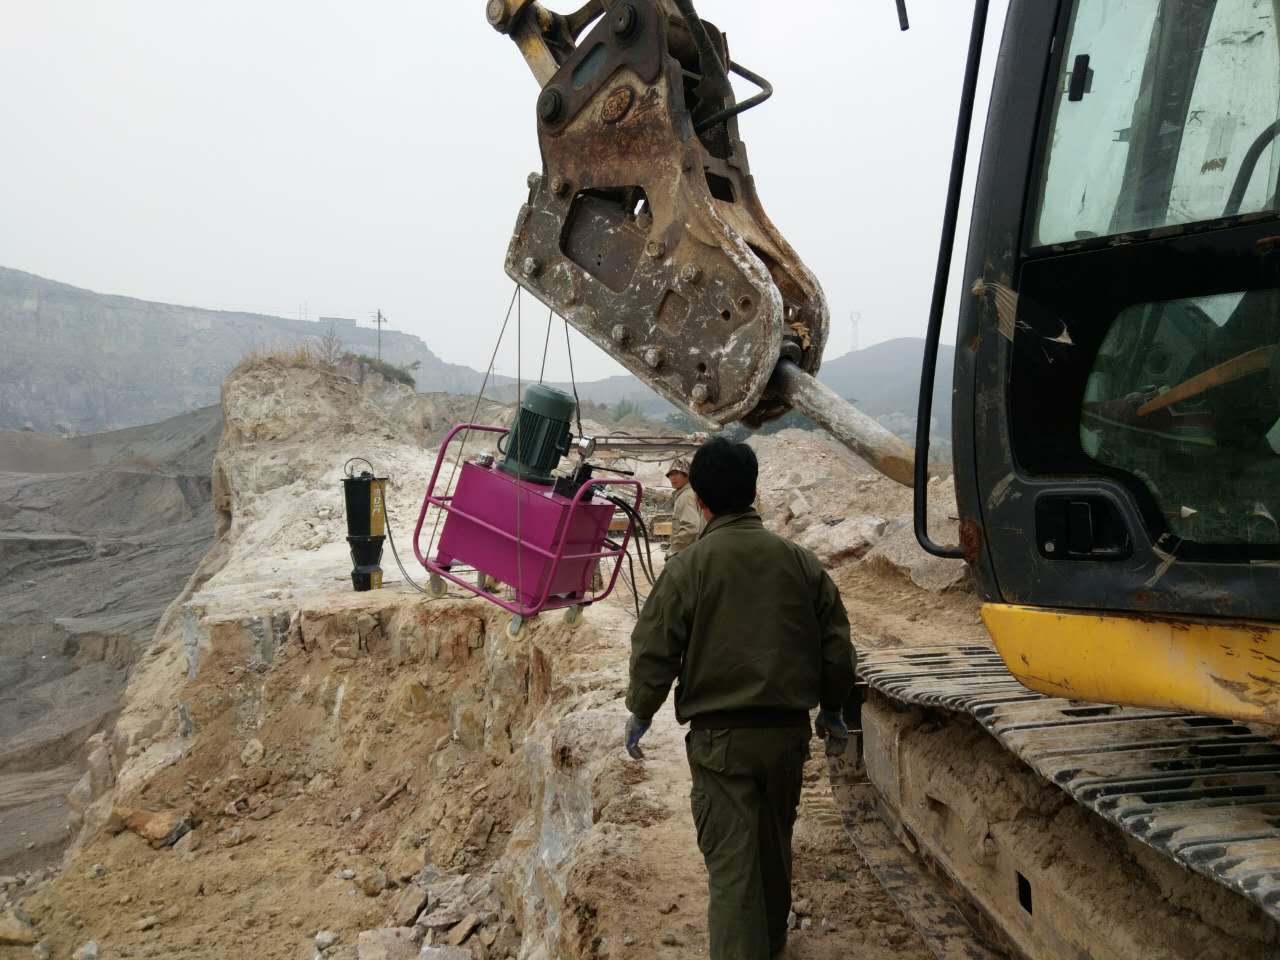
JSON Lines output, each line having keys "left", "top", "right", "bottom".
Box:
{"left": 240, "top": 738, "right": 265, "bottom": 766}
{"left": 172, "top": 829, "right": 202, "bottom": 856}
{"left": 444, "top": 914, "right": 480, "bottom": 947}
{"left": 71, "top": 943, "right": 99, "bottom": 960}
{"left": 798, "top": 515, "right": 887, "bottom": 566}
{"left": 863, "top": 517, "right": 969, "bottom": 593}
{"left": 417, "top": 909, "right": 462, "bottom": 932}
{"left": 315, "top": 930, "right": 340, "bottom": 950}
{"left": 356, "top": 927, "right": 418, "bottom": 960}
{"left": 417, "top": 949, "right": 470, "bottom": 959}
{"left": 386, "top": 885, "right": 429, "bottom": 927}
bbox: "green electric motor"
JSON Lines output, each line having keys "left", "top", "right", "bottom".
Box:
{"left": 499, "top": 384, "right": 576, "bottom": 484}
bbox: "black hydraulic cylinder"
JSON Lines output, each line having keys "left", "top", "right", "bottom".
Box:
{"left": 342, "top": 468, "right": 388, "bottom": 591}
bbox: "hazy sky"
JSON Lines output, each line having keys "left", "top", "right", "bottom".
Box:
{"left": 1, "top": 1, "right": 1009, "bottom": 382}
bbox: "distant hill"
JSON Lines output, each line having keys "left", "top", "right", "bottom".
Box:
{"left": 488, "top": 371, "right": 667, "bottom": 412}
{"left": 816, "top": 337, "right": 954, "bottom": 437}
{"left": 816, "top": 338, "right": 952, "bottom": 416}
{"left": 0, "top": 265, "right": 951, "bottom": 445}
{"left": 0, "top": 267, "right": 490, "bottom": 433}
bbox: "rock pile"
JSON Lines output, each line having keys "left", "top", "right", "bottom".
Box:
{"left": 751, "top": 429, "right": 969, "bottom": 592}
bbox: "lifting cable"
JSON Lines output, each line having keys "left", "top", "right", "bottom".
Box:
{"left": 425, "top": 284, "right": 520, "bottom": 560}
{"left": 418, "top": 284, "right": 655, "bottom": 613}
{"left": 558, "top": 312, "right": 653, "bottom": 607}
{"left": 538, "top": 307, "right": 553, "bottom": 385}
{"left": 515, "top": 287, "right": 525, "bottom": 603}
{"left": 564, "top": 318, "right": 586, "bottom": 439}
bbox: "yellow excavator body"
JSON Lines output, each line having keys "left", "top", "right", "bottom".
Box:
{"left": 983, "top": 604, "right": 1280, "bottom": 724}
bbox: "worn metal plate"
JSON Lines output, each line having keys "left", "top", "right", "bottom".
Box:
{"left": 857, "top": 643, "right": 1280, "bottom": 919}
{"left": 500, "top": 0, "right": 829, "bottom": 427}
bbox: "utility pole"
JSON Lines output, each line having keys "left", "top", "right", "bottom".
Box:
{"left": 374, "top": 308, "right": 386, "bottom": 361}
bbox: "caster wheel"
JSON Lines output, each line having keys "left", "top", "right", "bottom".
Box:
{"left": 507, "top": 615, "right": 525, "bottom": 638}
{"left": 428, "top": 573, "right": 447, "bottom": 599}
{"left": 563, "top": 605, "right": 583, "bottom": 626}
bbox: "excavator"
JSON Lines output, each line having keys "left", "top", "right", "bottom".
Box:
{"left": 484, "top": 0, "right": 1280, "bottom": 954}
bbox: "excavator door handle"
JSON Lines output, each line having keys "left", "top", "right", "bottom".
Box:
{"left": 1035, "top": 495, "right": 1132, "bottom": 561}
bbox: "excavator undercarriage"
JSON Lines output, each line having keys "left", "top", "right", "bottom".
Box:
{"left": 845, "top": 645, "right": 1280, "bottom": 958}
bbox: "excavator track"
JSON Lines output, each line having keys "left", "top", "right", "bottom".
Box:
{"left": 857, "top": 643, "right": 1280, "bottom": 924}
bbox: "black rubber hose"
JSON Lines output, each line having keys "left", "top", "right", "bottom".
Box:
{"left": 693, "top": 61, "right": 774, "bottom": 134}
{"left": 671, "top": 0, "right": 733, "bottom": 103}
{"left": 606, "top": 494, "right": 659, "bottom": 585}
{"left": 381, "top": 491, "right": 429, "bottom": 595}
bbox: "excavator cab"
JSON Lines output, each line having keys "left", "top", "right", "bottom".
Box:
{"left": 957, "top": 0, "right": 1280, "bottom": 719}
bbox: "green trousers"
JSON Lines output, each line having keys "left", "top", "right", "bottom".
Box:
{"left": 686, "top": 726, "right": 810, "bottom": 960}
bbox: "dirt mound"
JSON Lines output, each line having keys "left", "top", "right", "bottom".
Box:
{"left": 751, "top": 429, "right": 969, "bottom": 593}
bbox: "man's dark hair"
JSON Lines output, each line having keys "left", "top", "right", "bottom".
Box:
{"left": 689, "top": 437, "right": 757, "bottom": 516}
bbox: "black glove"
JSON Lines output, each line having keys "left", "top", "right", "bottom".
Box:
{"left": 814, "top": 708, "right": 850, "bottom": 758}
{"left": 625, "top": 714, "right": 651, "bottom": 760}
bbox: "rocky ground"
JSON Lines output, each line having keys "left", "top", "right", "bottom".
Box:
{"left": 0, "top": 357, "right": 979, "bottom": 959}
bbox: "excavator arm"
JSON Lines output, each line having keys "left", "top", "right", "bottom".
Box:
{"left": 488, "top": 0, "right": 915, "bottom": 485}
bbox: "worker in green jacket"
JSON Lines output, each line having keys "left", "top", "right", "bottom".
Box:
{"left": 624, "top": 437, "right": 855, "bottom": 960}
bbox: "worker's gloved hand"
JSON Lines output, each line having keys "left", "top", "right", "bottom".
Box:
{"left": 624, "top": 714, "right": 651, "bottom": 760}
{"left": 814, "top": 708, "right": 850, "bottom": 758}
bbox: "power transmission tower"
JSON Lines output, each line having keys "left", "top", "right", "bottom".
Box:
{"left": 374, "top": 308, "right": 386, "bottom": 361}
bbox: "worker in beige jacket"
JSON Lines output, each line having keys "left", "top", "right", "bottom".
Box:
{"left": 666, "top": 457, "right": 705, "bottom": 557}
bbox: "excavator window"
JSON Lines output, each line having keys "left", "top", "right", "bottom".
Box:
{"left": 1008, "top": 0, "right": 1280, "bottom": 560}
{"left": 1034, "top": 0, "right": 1280, "bottom": 247}
{"left": 1081, "top": 289, "right": 1280, "bottom": 546}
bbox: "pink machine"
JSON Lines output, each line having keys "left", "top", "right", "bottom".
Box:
{"left": 413, "top": 423, "right": 641, "bottom": 633}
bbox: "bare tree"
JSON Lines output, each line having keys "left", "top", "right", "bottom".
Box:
{"left": 317, "top": 321, "right": 344, "bottom": 369}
